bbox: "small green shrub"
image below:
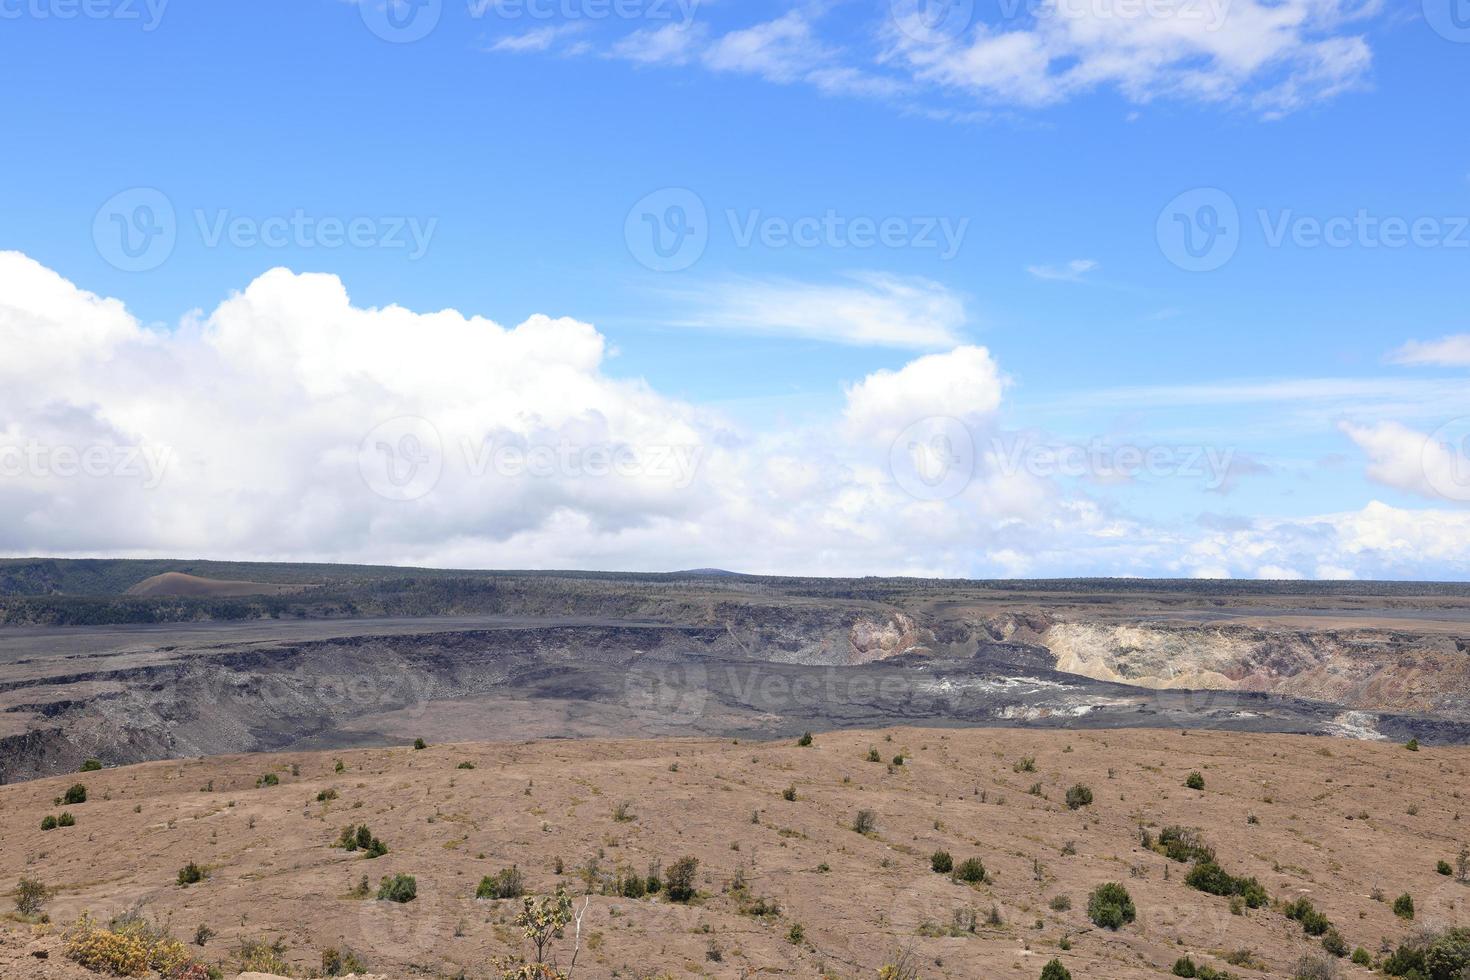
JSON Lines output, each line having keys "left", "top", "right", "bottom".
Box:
{"left": 377, "top": 874, "right": 416, "bottom": 903}
{"left": 1040, "top": 959, "right": 1071, "bottom": 980}
{"left": 1065, "top": 784, "right": 1093, "bottom": 810}
{"left": 1172, "top": 958, "right": 1197, "bottom": 978}
{"left": 1185, "top": 771, "right": 1205, "bottom": 790}
{"left": 952, "top": 857, "right": 986, "bottom": 884}
{"left": 413, "top": 738, "right": 427, "bottom": 750}
{"left": 177, "top": 862, "right": 207, "bottom": 886}
{"left": 1048, "top": 895, "right": 1071, "bottom": 912}
{"left": 782, "top": 785, "right": 797, "bottom": 802}
{"left": 15, "top": 877, "right": 48, "bottom": 917}
{"left": 1350, "top": 947, "right": 1370, "bottom": 966}
{"left": 1155, "top": 826, "right": 1214, "bottom": 864}
{"left": 63, "top": 783, "right": 87, "bottom": 805}
{"left": 456, "top": 761, "right": 475, "bottom": 770}
{"left": 476, "top": 866, "right": 524, "bottom": 900}
{"left": 79, "top": 759, "right": 102, "bottom": 772}
{"left": 796, "top": 732, "right": 813, "bottom": 747}
{"left": 1087, "top": 882, "right": 1136, "bottom": 929}
{"left": 56, "top": 811, "right": 75, "bottom": 828}
{"left": 787, "top": 923, "right": 804, "bottom": 944}
{"left": 866, "top": 747, "right": 881, "bottom": 763}
{"left": 1392, "top": 892, "right": 1414, "bottom": 920}
{"left": 1438, "top": 860, "right": 1454, "bottom": 876}
{"left": 321, "top": 946, "right": 368, "bottom": 976}
{"left": 931, "top": 850, "right": 953, "bottom": 874}
{"left": 1014, "top": 756, "right": 1036, "bottom": 773}
{"left": 255, "top": 773, "right": 279, "bottom": 788}
{"left": 852, "top": 809, "right": 877, "bottom": 834}
{"left": 1321, "top": 929, "right": 1348, "bottom": 958}
{"left": 665, "top": 856, "right": 699, "bottom": 902}
{"left": 316, "top": 788, "right": 338, "bottom": 802}
{"left": 1405, "top": 738, "right": 1419, "bottom": 751}
{"left": 40, "top": 815, "right": 58, "bottom": 831}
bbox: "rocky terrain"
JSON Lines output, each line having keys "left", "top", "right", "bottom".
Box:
{"left": 2, "top": 561, "right": 1470, "bottom": 781}
{"left": 2, "top": 727, "right": 1467, "bottom": 979}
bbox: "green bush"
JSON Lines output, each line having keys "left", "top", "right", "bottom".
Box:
{"left": 797, "top": 732, "right": 813, "bottom": 747}
{"left": 952, "top": 857, "right": 986, "bottom": 884}
{"left": 1087, "top": 882, "right": 1135, "bottom": 929}
{"left": 1173, "top": 958, "right": 1198, "bottom": 978}
{"left": 930, "top": 850, "right": 953, "bottom": 874}
{"left": 56, "top": 811, "right": 75, "bottom": 828}
{"left": 413, "top": 738, "right": 426, "bottom": 750}
{"left": 79, "top": 759, "right": 102, "bottom": 772}
{"left": 255, "top": 773, "right": 279, "bottom": 788}
{"left": 1381, "top": 927, "right": 1470, "bottom": 978}
{"left": 40, "top": 815, "right": 58, "bottom": 831}
{"left": 1185, "top": 771, "right": 1205, "bottom": 790}
{"left": 377, "top": 874, "right": 416, "bottom": 903}
{"left": 1392, "top": 893, "right": 1414, "bottom": 920}
{"left": 321, "top": 946, "right": 368, "bottom": 977}
{"left": 63, "top": 784, "right": 87, "bottom": 805}
{"left": 1405, "top": 738, "right": 1419, "bottom": 751}
{"left": 1040, "top": 960, "right": 1071, "bottom": 980}
{"left": 1184, "top": 861, "right": 1267, "bottom": 908}
{"left": 475, "top": 866, "right": 524, "bottom": 900}
{"left": 1321, "top": 929, "right": 1348, "bottom": 958}
{"left": 177, "top": 862, "right": 206, "bottom": 886}
{"left": 665, "top": 856, "right": 699, "bottom": 903}
{"left": 456, "top": 761, "right": 475, "bottom": 770}
{"left": 866, "top": 747, "right": 881, "bottom": 763}
{"left": 782, "top": 786, "right": 797, "bottom": 802}
{"left": 853, "top": 809, "right": 877, "bottom": 834}
{"left": 1283, "top": 897, "right": 1332, "bottom": 936}
{"left": 1065, "top": 784, "right": 1093, "bottom": 810}
{"left": 1438, "top": 860, "right": 1454, "bottom": 876}
{"left": 1350, "top": 948, "right": 1370, "bottom": 967}
{"left": 15, "top": 877, "right": 48, "bottom": 917}
{"left": 1156, "top": 826, "right": 1215, "bottom": 864}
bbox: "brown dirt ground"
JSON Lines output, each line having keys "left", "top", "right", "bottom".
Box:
{"left": 2, "top": 727, "right": 1468, "bottom": 979}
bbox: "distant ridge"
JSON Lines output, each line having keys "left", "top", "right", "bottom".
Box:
{"left": 124, "top": 571, "right": 307, "bottom": 598}
{"left": 670, "top": 567, "right": 742, "bottom": 577}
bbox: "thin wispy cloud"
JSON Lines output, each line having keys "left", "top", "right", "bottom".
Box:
{"left": 1389, "top": 334, "right": 1470, "bottom": 367}
{"left": 484, "top": 2, "right": 1382, "bottom": 119}
{"left": 1027, "top": 258, "right": 1098, "bottom": 283}
{"left": 658, "top": 272, "right": 968, "bottom": 349}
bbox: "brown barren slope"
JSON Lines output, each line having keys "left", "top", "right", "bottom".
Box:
{"left": 123, "top": 572, "right": 307, "bottom": 598}
{"left": 1, "top": 727, "right": 1468, "bottom": 979}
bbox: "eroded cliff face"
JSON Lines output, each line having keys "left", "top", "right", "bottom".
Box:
{"left": 1040, "top": 621, "right": 1470, "bottom": 718}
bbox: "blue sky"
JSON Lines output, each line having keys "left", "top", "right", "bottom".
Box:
{"left": 1, "top": 0, "right": 1469, "bottom": 578}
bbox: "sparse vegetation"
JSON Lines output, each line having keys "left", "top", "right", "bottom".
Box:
{"left": 797, "top": 731, "right": 813, "bottom": 747}
{"left": 1087, "top": 882, "right": 1136, "bottom": 929}
{"left": 377, "top": 873, "right": 417, "bottom": 902}
{"left": 852, "top": 808, "right": 877, "bottom": 834}
{"left": 255, "top": 772, "right": 279, "bottom": 788}
{"left": 931, "top": 850, "right": 953, "bottom": 874}
{"left": 478, "top": 865, "right": 526, "bottom": 900}
{"left": 1065, "top": 784, "right": 1093, "bottom": 809}
{"left": 14, "top": 877, "right": 47, "bottom": 917}
{"left": 413, "top": 737, "right": 427, "bottom": 750}
{"left": 664, "top": 856, "right": 699, "bottom": 902}
{"left": 79, "top": 759, "right": 102, "bottom": 772}
{"left": 1185, "top": 771, "right": 1205, "bottom": 790}
{"left": 1392, "top": 892, "right": 1414, "bottom": 919}
{"left": 62, "top": 783, "right": 87, "bottom": 805}
{"left": 952, "top": 857, "right": 986, "bottom": 884}
{"left": 336, "top": 823, "right": 387, "bottom": 857}
{"left": 1040, "top": 959, "right": 1071, "bottom": 980}
{"left": 177, "top": 861, "right": 207, "bottom": 886}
